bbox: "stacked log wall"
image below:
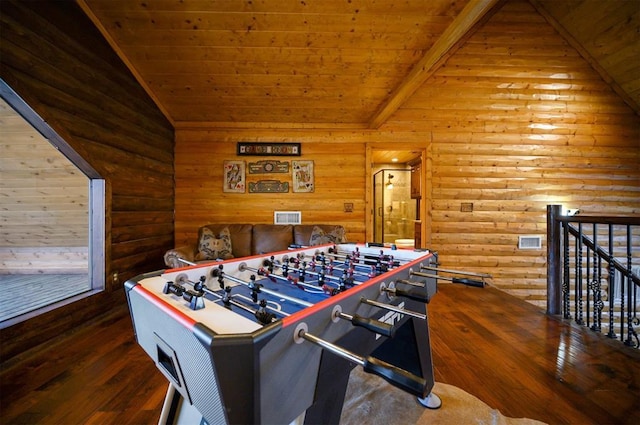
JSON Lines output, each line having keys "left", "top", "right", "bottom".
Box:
{"left": 0, "top": 1, "right": 174, "bottom": 361}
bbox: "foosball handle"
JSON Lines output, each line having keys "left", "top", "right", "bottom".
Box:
{"left": 351, "top": 314, "right": 396, "bottom": 338}
{"left": 363, "top": 356, "right": 428, "bottom": 398}
{"left": 451, "top": 277, "right": 485, "bottom": 288}
{"left": 392, "top": 287, "right": 431, "bottom": 303}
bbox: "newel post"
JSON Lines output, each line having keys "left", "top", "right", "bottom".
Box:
{"left": 546, "top": 204, "right": 562, "bottom": 315}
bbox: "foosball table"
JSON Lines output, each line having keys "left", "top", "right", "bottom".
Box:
{"left": 125, "top": 243, "right": 442, "bottom": 424}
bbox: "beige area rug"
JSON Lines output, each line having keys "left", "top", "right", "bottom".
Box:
{"left": 340, "top": 368, "right": 547, "bottom": 425}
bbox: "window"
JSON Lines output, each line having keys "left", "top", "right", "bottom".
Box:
{"left": 0, "top": 81, "right": 105, "bottom": 326}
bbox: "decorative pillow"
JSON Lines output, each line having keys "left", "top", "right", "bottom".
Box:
{"left": 195, "top": 227, "right": 234, "bottom": 261}
{"left": 309, "top": 225, "right": 345, "bottom": 246}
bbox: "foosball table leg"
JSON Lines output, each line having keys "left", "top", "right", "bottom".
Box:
{"left": 418, "top": 391, "right": 442, "bottom": 409}
{"left": 158, "top": 383, "right": 208, "bottom": 425}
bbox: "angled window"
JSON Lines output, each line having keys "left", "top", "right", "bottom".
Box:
{"left": 0, "top": 81, "right": 105, "bottom": 326}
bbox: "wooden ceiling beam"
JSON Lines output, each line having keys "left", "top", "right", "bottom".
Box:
{"left": 368, "top": 0, "right": 503, "bottom": 129}
{"left": 77, "top": 0, "right": 175, "bottom": 127}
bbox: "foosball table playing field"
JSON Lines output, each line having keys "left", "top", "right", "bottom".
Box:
{"left": 125, "top": 243, "right": 444, "bottom": 424}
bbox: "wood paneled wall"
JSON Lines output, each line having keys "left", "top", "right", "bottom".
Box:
{"left": 384, "top": 0, "right": 640, "bottom": 306}
{"left": 175, "top": 130, "right": 368, "bottom": 245}
{"left": 175, "top": 0, "right": 639, "bottom": 308}
{"left": 0, "top": 1, "right": 174, "bottom": 361}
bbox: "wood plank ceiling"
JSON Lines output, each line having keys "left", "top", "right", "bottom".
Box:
{"left": 79, "top": 0, "right": 639, "bottom": 129}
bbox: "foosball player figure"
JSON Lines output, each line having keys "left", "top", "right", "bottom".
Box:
{"left": 322, "top": 284, "right": 341, "bottom": 296}
{"left": 182, "top": 289, "right": 205, "bottom": 310}
{"left": 254, "top": 299, "right": 275, "bottom": 325}
{"left": 298, "top": 262, "right": 306, "bottom": 283}
{"left": 222, "top": 286, "right": 232, "bottom": 308}
{"left": 248, "top": 275, "right": 262, "bottom": 303}
{"left": 211, "top": 264, "right": 225, "bottom": 289}
{"left": 163, "top": 281, "right": 185, "bottom": 297}
{"left": 193, "top": 275, "right": 207, "bottom": 292}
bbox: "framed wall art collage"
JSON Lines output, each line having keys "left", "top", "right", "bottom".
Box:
{"left": 223, "top": 142, "right": 314, "bottom": 194}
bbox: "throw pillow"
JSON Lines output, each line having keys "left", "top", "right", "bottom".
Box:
{"left": 195, "top": 227, "right": 234, "bottom": 261}
{"left": 309, "top": 225, "right": 345, "bottom": 246}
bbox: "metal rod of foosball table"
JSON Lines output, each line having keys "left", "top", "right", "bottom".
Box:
{"left": 328, "top": 246, "right": 414, "bottom": 266}
{"left": 334, "top": 307, "right": 395, "bottom": 338}
{"left": 297, "top": 327, "right": 428, "bottom": 398}
{"left": 233, "top": 294, "right": 289, "bottom": 318}
{"left": 177, "top": 257, "right": 196, "bottom": 267}
{"left": 263, "top": 260, "right": 353, "bottom": 286}
{"left": 240, "top": 263, "right": 327, "bottom": 292}
{"left": 381, "top": 284, "right": 432, "bottom": 303}
{"left": 420, "top": 265, "right": 492, "bottom": 279}
{"left": 396, "top": 278, "right": 425, "bottom": 287}
{"left": 289, "top": 255, "right": 376, "bottom": 279}
{"left": 359, "top": 298, "right": 426, "bottom": 320}
{"left": 311, "top": 259, "right": 376, "bottom": 278}
{"left": 410, "top": 271, "right": 485, "bottom": 288}
{"left": 218, "top": 266, "right": 313, "bottom": 307}
{"left": 175, "top": 274, "right": 275, "bottom": 318}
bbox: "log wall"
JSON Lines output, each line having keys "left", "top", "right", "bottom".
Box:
{"left": 175, "top": 1, "right": 640, "bottom": 308}
{"left": 175, "top": 131, "right": 368, "bottom": 245}
{"left": 0, "top": 1, "right": 174, "bottom": 361}
{"left": 393, "top": 0, "right": 640, "bottom": 306}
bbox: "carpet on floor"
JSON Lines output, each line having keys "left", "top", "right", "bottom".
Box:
{"left": 340, "top": 367, "right": 547, "bottom": 425}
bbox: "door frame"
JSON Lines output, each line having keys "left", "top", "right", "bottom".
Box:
{"left": 365, "top": 143, "right": 429, "bottom": 247}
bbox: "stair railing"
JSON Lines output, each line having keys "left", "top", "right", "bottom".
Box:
{"left": 547, "top": 204, "right": 640, "bottom": 348}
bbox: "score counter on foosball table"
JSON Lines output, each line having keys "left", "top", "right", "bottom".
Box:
{"left": 125, "top": 243, "right": 442, "bottom": 425}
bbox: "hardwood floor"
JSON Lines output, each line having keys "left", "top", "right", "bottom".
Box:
{"left": 1, "top": 284, "right": 638, "bottom": 424}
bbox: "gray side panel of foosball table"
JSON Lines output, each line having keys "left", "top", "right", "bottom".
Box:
{"left": 128, "top": 289, "right": 228, "bottom": 425}
{"left": 258, "top": 323, "right": 324, "bottom": 424}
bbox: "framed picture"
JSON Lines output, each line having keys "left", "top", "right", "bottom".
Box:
{"left": 292, "top": 160, "right": 314, "bottom": 192}
{"left": 223, "top": 160, "right": 246, "bottom": 193}
{"left": 237, "top": 142, "right": 301, "bottom": 156}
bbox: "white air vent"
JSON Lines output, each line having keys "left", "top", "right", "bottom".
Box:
{"left": 518, "top": 235, "right": 542, "bottom": 250}
{"left": 274, "top": 211, "right": 301, "bottom": 225}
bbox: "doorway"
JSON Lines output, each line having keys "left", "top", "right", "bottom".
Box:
{"left": 373, "top": 169, "right": 416, "bottom": 245}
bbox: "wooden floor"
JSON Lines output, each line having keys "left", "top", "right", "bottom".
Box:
{"left": 1, "top": 284, "right": 639, "bottom": 425}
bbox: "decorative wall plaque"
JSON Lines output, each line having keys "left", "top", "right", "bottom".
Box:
{"left": 223, "top": 160, "right": 245, "bottom": 193}
{"left": 237, "top": 142, "right": 301, "bottom": 156}
{"left": 248, "top": 180, "right": 289, "bottom": 193}
{"left": 248, "top": 160, "right": 290, "bottom": 174}
{"left": 292, "top": 160, "right": 314, "bottom": 193}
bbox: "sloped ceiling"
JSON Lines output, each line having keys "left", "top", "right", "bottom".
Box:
{"left": 79, "top": 0, "right": 639, "bottom": 129}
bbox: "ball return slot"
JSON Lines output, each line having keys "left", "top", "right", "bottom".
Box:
{"left": 293, "top": 322, "right": 429, "bottom": 398}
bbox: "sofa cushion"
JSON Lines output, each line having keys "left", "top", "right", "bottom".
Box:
{"left": 202, "top": 224, "right": 253, "bottom": 258}
{"left": 195, "top": 227, "right": 234, "bottom": 261}
{"left": 252, "top": 224, "right": 294, "bottom": 254}
{"left": 308, "top": 225, "right": 346, "bottom": 246}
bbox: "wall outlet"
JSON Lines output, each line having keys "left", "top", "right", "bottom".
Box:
{"left": 460, "top": 202, "right": 473, "bottom": 212}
